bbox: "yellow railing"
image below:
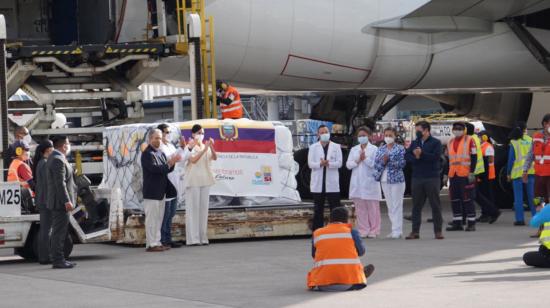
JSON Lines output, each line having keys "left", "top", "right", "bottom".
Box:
{"left": 175, "top": 0, "right": 217, "bottom": 118}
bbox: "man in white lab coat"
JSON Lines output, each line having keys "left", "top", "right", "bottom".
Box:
{"left": 308, "top": 125, "right": 343, "bottom": 231}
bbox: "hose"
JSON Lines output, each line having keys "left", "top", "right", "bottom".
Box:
{"left": 114, "top": 0, "right": 128, "bottom": 42}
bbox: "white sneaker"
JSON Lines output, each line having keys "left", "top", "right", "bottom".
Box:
{"left": 387, "top": 233, "right": 402, "bottom": 239}
{"left": 367, "top": 234, "right": 377, "bottom": 239}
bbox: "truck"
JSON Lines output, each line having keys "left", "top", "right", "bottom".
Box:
{"left": 0, "top": 180, "right": 121, "bottom": 260}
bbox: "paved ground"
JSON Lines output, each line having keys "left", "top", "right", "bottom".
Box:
{"left": 0, "top": 198, "right": 548, "bottom": 308}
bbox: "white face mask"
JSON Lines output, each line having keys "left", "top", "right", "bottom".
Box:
{"left": 195, "top": 134, "right": 204, "bottom": 142}
{"left": 23, "top": 134, "right": 32, "bottom": 144}
{"left": 65, "top": 144, "right": 71, "bottom": 156}
{"left": 320, "top": 133, "right": 330, "bottom": 143}
{"left": 358, "top": 136, "right": 369, "bottom": 145}
{"left": 384, "top": 137, "right": 395, "bottom": 144}
{"left": 453, "top": 130, "right": 464, "bottom": 137}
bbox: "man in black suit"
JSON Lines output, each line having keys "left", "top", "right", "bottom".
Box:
{"left": 46, "top": 135, "right": 76, "bottom": 269}
{"left": 141, "top": 129, "right": 181, "bottom": 252}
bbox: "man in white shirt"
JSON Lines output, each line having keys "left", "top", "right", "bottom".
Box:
{"left": 307, "top": 125, "right": 343, "bottom": 231}
{"left": 157, "top": 124, "right": 194, "bottom": 248}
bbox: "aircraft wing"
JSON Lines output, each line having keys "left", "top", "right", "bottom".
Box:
{"left": 371, "top": 0, "right": 550, "bottom": 32}
{"left": 405, "top": 0, "right": 550, "bottom": 21}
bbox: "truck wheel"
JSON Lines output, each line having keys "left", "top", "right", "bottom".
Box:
{"left": 64, "top": 234, "right": 74, "bottom": 259}
{"left": 339, "top": 149, "right": 351, "bottom": 199}
{"left": 16, "top": 226, "right": 38, "bottom": 260}
{"left": 294, "top": 149, "right": 312, "bottom": 199}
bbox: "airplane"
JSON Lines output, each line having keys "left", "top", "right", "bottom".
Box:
{"left": 5, "top": 0, "right": 550, "bottom": 130}
{"left": 4, "top": 0, "right": 550, "bottom": 207}
{"left": 117, "top": 0, "right": 550, "bottom": 135}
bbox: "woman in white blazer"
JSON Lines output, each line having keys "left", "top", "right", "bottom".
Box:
{"left": 308, "top": 125, "right": 343, "bottom": 231}
{"left": 346, "top": 127, "right": 382, "bottom": 238}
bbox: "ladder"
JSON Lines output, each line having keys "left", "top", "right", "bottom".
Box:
{"left": 175, "top": 0, "right": 218, "bottom": 119}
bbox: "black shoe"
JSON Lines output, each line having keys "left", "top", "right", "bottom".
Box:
{"left": 427, "top": 218, "right": 434, "bottom": 223}
{"left": 488, "top": 212, "right": 501, "bottom": 224}
{"left": 476, "top": 215, "right": 490, "bottom": 223}
{"left": 446, "top": 223, "right": 464, "bottom": 231}
{"left": 364, "top": 264, "right": 375, "bottom": 279}
{"left": 404, "top": 215, "right": 412, "bottom": 221}
{"left": 170, "top": 242, "right": 183, "bottom": 248}
{"left": 52, "top": 261, "right": 75, "bottom": 269}
{"left": 465, "top": 225, "right": 476, "bottom": 232}
{"left": 514, "top": 221, "right": 526, "bottom": 226}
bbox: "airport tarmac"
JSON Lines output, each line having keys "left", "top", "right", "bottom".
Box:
{"left": 0, "top": 199, "right": 547, "bottom": 308}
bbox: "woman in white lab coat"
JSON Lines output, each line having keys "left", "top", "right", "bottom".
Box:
{"left": 346, "top": 127, "right": 382, "bottom": 238}
{"left": 308, "top": 125, "right": 343, "bottom": 231}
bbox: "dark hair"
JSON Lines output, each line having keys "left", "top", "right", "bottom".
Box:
{"left": 415, "top": 121, "right": 431, "bottom": 131}
{"left": 157, "top": 123, "right": 170, "bottom": 132}
{"left": 32, "top": 140, "right": 53, "bottom": 176}
{"left": 508, "top": 127, "right": 523, "bottom": 141}
{"left": 465, "top": 122, "right": 475, "bottom": 135}
{"left": 191, "top": 124, "right": 202, "bottom": 134}
{"left": 516, "top": 121, "right": 527, "bottom": 132}
{"left": 15, "top": 126, "right": 27, "bottom": 135}
{"left": 51, "top": 135, "right": 68, "bottom": 149}
{"left": 542, "top": 114, "right": 550, "bottom": 126}
{"left": 330, "top": 206, "right": 349, "bottom": 223}
{"left": 356, "top": 126, "right": 371, "bottom": 136}
{"left": 318, "top": 124, "right": 328, "bottom": 133}
{"left": 384, "top": 127, "right": 397, "bottom": 136}
{"left": 453, "top": 122, "right": 466, "bottom": 130}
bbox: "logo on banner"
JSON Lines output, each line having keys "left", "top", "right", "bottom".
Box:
{"left": 252, "top": 165, "right": 272, "bottom": 185}
{"left": 220, "top": 123, "right": 238, "bottom": 141}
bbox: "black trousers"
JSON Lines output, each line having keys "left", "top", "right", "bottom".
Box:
{"left": 449, "top": 176, "right": 476, "bottom": 225}
{"left": 476, "top": 178, "right": 499, "bottom": 217}
{"left": 411, "top": 178, "right": 443, "bottom": 234}
{"left": 50, "top": 209, "right": 69, "bottom": 264}
{"left": 38, "top": 206, "right": 52, "bottom": 263}
{"left": 524, "top": 245, "right": 550, "bottom": 268}
{"left": 312, "top": 192, "right": 341, "bottom": 231}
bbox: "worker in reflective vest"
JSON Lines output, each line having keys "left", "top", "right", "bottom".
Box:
{"left": 7, "top": 140, "right": 35, "bottom": 193}
{"left": 467, "top": 123, "right": 485, "bottom": 176}
{"left": 446, "top": 122, "right": 478, "bottom": 232}
{"left": 524, "top": 204, "right": 550, "bottom": 268}
{"left": 508, "top": 126, "right": 536, "bottom": 225}
{"left": 308, "top": 207, "right": 375, "bottom": 291}
{"left": 476, "top": 131, "right": 500, "bottom": 223}
{"left": 524, "top": 114, "right": 550, "bottom": 208}
{"left": 216, "top": 80, "right": 243, "bottom": 119}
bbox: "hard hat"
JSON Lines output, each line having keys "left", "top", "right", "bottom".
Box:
{"left": 51, "top": 113, "right": 67, "bottom": 129}
{"left": 13, "top": 140, "right": 30, "bottom": 156}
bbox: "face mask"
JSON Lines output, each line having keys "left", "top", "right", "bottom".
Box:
{"left": 358, "top": 136, "right": 369, "bottom": 145}
{"left": 416, "top": 131, "right": 423, "bottom": 140}
{"left": 452, "top": 130, "right": 464, "bottom": 137}
{"left": 195, "top": 134, "right": 204, "bottom": 142}
{"left": 384, "top": 137, "right": 395, "bottom": 144}
{"left": 320, "top": 133, "right": 330, "bottom": 143}
{"left": 547, "top": 127, "right": 550, "bottom": 134}
{"left": 23, "top": 134, "right": 32, "bottom": 144}
{"left": 65, "top": 144, "right": 71, "bottom": 156}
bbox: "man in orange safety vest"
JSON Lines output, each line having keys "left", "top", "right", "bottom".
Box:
{"left": 308, "top": 207, "right": 375, "bottom": 291}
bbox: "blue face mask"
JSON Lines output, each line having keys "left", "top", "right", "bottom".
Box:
{"left": 320, "top": 133, "right": 330, "bottom": 142}
{"left": 358, "top": 136, "right": 369, "bottom": 145}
